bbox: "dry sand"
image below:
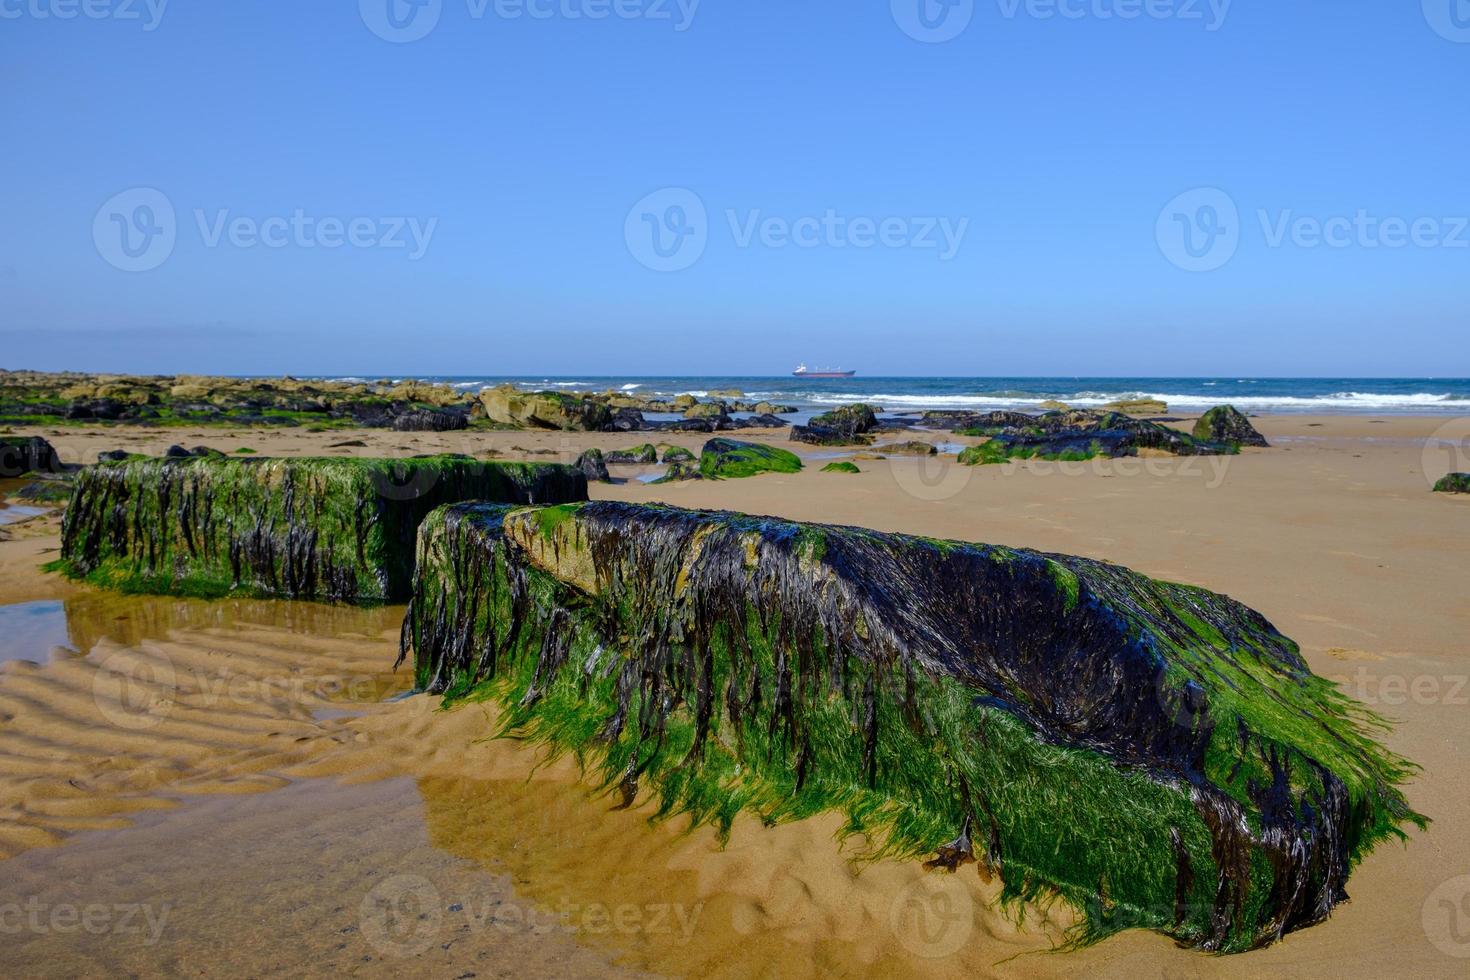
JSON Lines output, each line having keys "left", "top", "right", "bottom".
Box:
{"left": 0, "top": 413, "right": 1466, "bottom": 978}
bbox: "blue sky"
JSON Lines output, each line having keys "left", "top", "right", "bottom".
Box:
{"left": 1, "top": 1, "right": 1466, "bottom": 376}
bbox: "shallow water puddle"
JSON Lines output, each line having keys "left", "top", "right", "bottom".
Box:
{"left": 0, "top": 600, "right": 77, "bottom": 665}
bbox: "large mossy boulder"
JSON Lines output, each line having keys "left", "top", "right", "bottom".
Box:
{"left": 699, "top": 438, "right": 802, "bottom": 479}
{"left": 403, "top": 501, "right": 1423, "bottom": 954}
{"left": 476, "top": 386, "right": 612, "bottom": 431}
{"left": 58, "top": 455, "right": 587, "bottom": 604}
{"left": 1433, "top": 473, "right": 1470, "bottom": 494}
{"left": 1193, "top": 405, "right": 1268, "bottom": 448}
{"left": 1, "top": 436, "right": 63, "bottom": 478}
{"left": 791, "top": 403, "right": 877, "bottom": 446}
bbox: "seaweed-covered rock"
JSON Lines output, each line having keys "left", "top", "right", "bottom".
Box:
{"left": 58, "top": 455, "right": 587, "bottom": 604}
{"left": 960, "top": 410, "right": 1227, "bottom": 464}
{"left": 0, "top": 436, "right": 62, "bottom": 478}
{"left": 403, "top": 502, "right": 1423, "bottom": 954}
{"left": 1433, "top": 473, "right": 1470, "bottom": 494}
{"left": 683, "top": 402, "right": 729, "bottom": 421}
{"left": 652, "top": 459, "right": 704, "bottom": 484}
{"left": 821, "top": 461, "right": 861, "bottom": 473}
{"left": 1193, "top": 406, "right": 1269, "bottom": 448}
{"left": 477, "top": 386, "right": 612, "bottom": 431}
{"left": 947, "top": 411, "right": 1045, "bottom": 435}
{"left": 392, "top": 408, "right": 469, "bottom": 433}
{"left": 700, "top": 438, "right": 802, "bottom": 479}
{"left": 575, "top": 448, "right": 611, "bottom": 484}
{"left": 736, "top": 413, "right": 791, "bottom": 429}
{"left": 659, "top": 445, "right": 696, "bottom": 464}
{"left": 791, "top": 404, "right": 878, "bottom": 447}
{"left": 605, "top": 444, "right": 659, "bottom": 465}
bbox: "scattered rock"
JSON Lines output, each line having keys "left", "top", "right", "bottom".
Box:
{"left": 821, "top": 461, "right": 861, "bottom": 473}
{"left": 605, "top": 444, "right": 659, "bottom": 465}
{"left": 1433, "top": 473, "right": 1470, "bottom": 494}
{"left": 871, "top": 441, "right": 937, "bottom": 456}
{"left": 575, "top": 448, "right": 611, "bottom": 483}
{"left": 1193, "top": 405, "right": 1269, "bottom": 448}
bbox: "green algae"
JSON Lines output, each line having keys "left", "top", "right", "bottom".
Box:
{"left": 1432, "top": 472, "right": 1470, "bottom": 494}
{"left": 403, "top": 502, "right": 1424, "bottom": 954}
{"left": 821, "top": 461, "right": 861, "bottom": 474}
{"left": 699, "top": 438, "right": 803, "bottom": 479}
{"left": 57, "top": 455, "right": 587, "bottom": 604}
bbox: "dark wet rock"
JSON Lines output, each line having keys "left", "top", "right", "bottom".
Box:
{"left": 575, "top": 448, "right": 612, "bottom": 483}
{"left": 328, "top": 440, "right": 369, "bottom": 449}
{"left": 403, "top": 501, "right": 1424, "bottom": 955}
{"left": 605, "top": 444, "right": 659, "bottom": 465}
{"left": 960, "top": 410, "right": 1230, "bottom": 464}
{"left": 661, "top": 418, "right": 717, "bottom": 433}
{"left": 734, "top": 413, "right": 790, "bottom": 429}
{"left": 0, "top": 436, "right": 63, "bottom": 478}
{"left": 97, "top": 450, "right": 132, "bottom": 463}
{"left": 941, "top": 410, "right": 1043, "bottom": 434}
{"left": 1433, "top": 473, "right": 1470, "bottom": 494}
{"left": 651, "top": 459, "right": 704, "bottom": 483}
{"left": 1193, "top": 405, "right": 1269, "bottom": 448}
{"left": 58, "top": 456, "right": 588, "bottom": 604}
{"left": 66, "top": 399, "right": 129, "bottom": 421}
{"left": 391, "top": 408, "right": 469, "bottom": 433}
{"left": 164, "top": 445, "right": 194, "bottom": 459}
{"left": 189, "top": 446, "right": 227, "bottom": 459}
{"left": 609, "top": 407, "right": 647, "bottom": 432}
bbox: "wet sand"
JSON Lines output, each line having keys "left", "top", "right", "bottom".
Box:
{"left": 0, "top": 413, "right": 1467, "bottom": 978}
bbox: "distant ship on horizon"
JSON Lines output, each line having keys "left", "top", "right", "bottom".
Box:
{"left": 792, "top": 363, "right": 856, "bottom": 378}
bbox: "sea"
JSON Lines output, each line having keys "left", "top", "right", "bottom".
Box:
{"left": 322, "top": 377, "right": 1470, "bottom": 416}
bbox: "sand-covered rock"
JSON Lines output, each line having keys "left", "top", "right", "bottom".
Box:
{"left": 402, "top": 501, "right": 1423, "bottom": 954}
{"left": 57, "top": 455, "right": 587, "bottom": 603}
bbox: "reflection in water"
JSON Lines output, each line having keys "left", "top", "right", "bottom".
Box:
{"left": 0, "top": 600, "right": 76, "bottom": 665}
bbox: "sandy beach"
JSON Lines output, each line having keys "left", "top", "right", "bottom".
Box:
{"left": 1, "top": 412, "right": 1466, "bottom": 979}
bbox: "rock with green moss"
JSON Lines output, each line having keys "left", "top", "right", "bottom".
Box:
{"left": 700, "top": 438, "right": 802, "bottom": 479}
{"left": 791, "top": 403, "right": 878, "bottom": 447}
{"left": 1, "top": 436, "right": 62, "bottom": 478}
{"left": 57, "top": 455, "right": 587, "bottom": 604}
{"left": 403, "top": 501, "right": 1423, "bottom": 954}
{"left": 821, "top": 461, "right": 861, "bottom": 474}
{"left": 659, "top": 445, "right": 696, "bottom": 464}
{"left": 1433, "top": 473, "right": 1470, "bottom": 494}
{"left": 1193, "top": 406, "right": 1268, "bottom": 448}
{"left": 959, "top": 410, "right": 1228, "bottom": 465}
{"left": 605, "top": 444, "right": 659, "bottom": 465}
{"left": 574, "top": 448, "right": 611, "bottom": 483}
{"left": 683, "top": 402, "right": 729, "bottom": 420}
{"left": 871, "top": 441, "right": 936, "bottom": 456}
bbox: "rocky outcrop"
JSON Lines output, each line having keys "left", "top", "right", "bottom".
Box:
{"left": 1433, "top": 473, "right": 1470, "bottom": 494}
{"left": 58, "top": 455, "right": 587, "bottom": 604}
{"left": 402, "top": 501, "right": 1423, "bottom": 954}
{"left": 684, "top": 402, "right": 729, "bottom": 421}
{"left": 476, "top": 386, "right": 612, "bottom": 431}
{"left": 1193, "top": 405, "right": 1269, "bottom": 448}
{"left": 391, "top": 408, "right": 469, "bottom": 433}
{"left": 870, "top": 441, "right": 937, "bottom": 456}
{"left": 0, "top": 436, "right": 63, "bottom": 478}
{"left": 790, "top": 404, "right": 878, "bottom": 447}
{"left": 959, "top": 410, "right": 1229, "bottom": 464}
{"left": 605, "top": 444, "right": 659, "bottom": 465}
{"left": 659, "top": 445, "right": 695, "bottom": 463}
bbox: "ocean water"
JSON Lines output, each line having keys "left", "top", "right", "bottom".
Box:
{"left": 326, "top": 377, "right": 1470, "bottom": 415}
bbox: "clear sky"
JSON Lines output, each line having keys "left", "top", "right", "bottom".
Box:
{"left": 1, "top": 2, "right": 1466, "bottom": 377}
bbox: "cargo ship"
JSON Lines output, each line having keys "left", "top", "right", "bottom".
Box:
{"left": 792, "top": 363, "right": 856, "bottom": 378}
